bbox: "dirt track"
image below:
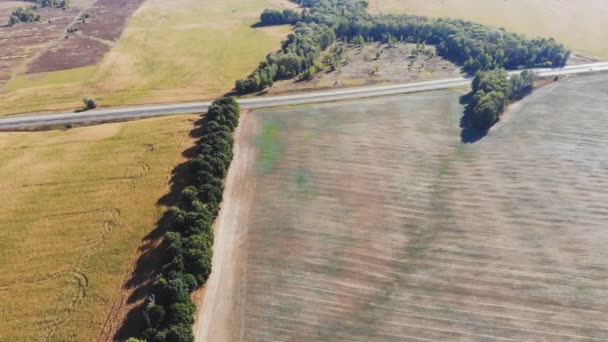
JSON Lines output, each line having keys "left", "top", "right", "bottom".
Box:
{"left": 194, "top": 112, "right": 260, "bottom": 342}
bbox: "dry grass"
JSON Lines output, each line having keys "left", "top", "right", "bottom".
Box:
{"left": 368, "top": 0, "right": 608, "bottom": 59}
{"left": 224, "top": 74, "right": 608, "bottom": 340}
{"left": 0, "top": 0, "right": 294, "bottom": 116}
{"left": 0, "top": 115, "right": 197, "bottom": 341}
{"left": 269, "top": 42, "right": 462, "bottom": 95}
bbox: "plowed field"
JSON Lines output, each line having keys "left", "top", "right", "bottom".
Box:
{"left": 206, "top": 74, "right": 608, "bottom": 341}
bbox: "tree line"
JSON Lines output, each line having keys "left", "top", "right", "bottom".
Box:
{"left": 235, "top": 22, "right": 336, "bottom": 94}
{"left": 128, "top": 97, "right": 240, "bottom": 342}
{"left": 235, "top": 0, "right": 569, "bottom": 94}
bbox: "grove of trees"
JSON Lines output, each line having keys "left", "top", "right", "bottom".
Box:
{"left": 7, "top": 0, "right": 69, "bottom": 26}
{"left": 8, "top": 7, "right": 41, "bottom": 26}
{"left": 468, "top": 69, "right": 536, "bottom": 129}
{"left": 235, "top": 22, "right": 336, "bottom": 94}
{"left": 236, "top": 0, "right": 570, "bottom": 94}
{"left": 134, "top": 97, "right": 240, "bottom": 342}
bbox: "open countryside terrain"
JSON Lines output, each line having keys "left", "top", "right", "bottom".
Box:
{"left": 0, "top": 0, "right": 94, "bottom": 88}
{"left": 0, "top": 0, "right": 294, "bottom": 116}
{"left": 0, "top": 115, "right": 197, "bottom": 341}
{"left": 201, "top": 74, "right": 608, "bottom": 341}
{"left": 268, "top": 42, "right": 462, "bottom": 95}
{"left": 368, "top": 0, "right": 608, "bottom": 60}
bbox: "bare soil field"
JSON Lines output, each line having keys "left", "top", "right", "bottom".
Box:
{"left": 205, "top": 74, "right": 608, "bottom": 341}
{"left": 27, "top": 0, "right": 147, "bottom": 73}
{"left": 0, "top": 0, "right": 87, "bottom": 87}
{"left": 269, "top": 42, "right": 462, "bottom": 95}
{"left": 368, "top": 0, "right": 608, "bottom": 60}
{"left": 0, "top": 115, "right": 197, "bottom": 341}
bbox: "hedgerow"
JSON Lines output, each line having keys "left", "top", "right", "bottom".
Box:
{"left": 135, "top": 97, "right": 240, "bottom": 342}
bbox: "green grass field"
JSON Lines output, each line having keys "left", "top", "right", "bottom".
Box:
{"left": 0, "top": 115, "right": 197, "bottom": 340}
{"left": 368, "top": 0, "right": 608, "bottom": 59}
{"left": 0, "top": 0, "right": 293, "bottom": 115}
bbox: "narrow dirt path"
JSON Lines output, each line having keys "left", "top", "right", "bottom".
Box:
{"left": 194, "top": 112, "right": 260, "bottom": 342}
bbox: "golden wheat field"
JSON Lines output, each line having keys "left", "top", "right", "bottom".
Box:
{"left": 0, "top": 115, "right": 197, "bottom": 341}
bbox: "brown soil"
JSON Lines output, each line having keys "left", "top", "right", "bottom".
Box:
{"left": 210, "top": 74, "right": 608, "bottom": 341}
{"left": 27, "top": 0, "right": 146, "bottom": 74}
{"left": 268, "top": 42, "right": 463, "bottom": 95}
{"left": 194, "top": 111, "right": 260, "bottom": 342}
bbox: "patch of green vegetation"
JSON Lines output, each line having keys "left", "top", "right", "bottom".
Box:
{"left": 256, "top": 119, "right": 281, "bottom": 174}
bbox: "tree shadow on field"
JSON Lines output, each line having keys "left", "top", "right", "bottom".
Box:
{"left": 112, "top": 117, "right": 205, "bottom": 341}
{"left": 459, "top": 92, "right": 490, "bottom": 144}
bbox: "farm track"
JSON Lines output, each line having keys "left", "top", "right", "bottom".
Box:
{"left": 204, "top": 74, "right": 608, "bottom": 341}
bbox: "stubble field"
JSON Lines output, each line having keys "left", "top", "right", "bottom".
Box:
{"left": 0, "top": 0, "right": 294, "bottom": 116}
{"left": 213, "top": 74, "right": 608, "bottom": 341}
{"left": 368, "top": 0, "right": 608, "bottom": 60}
{"left": 0, "top": 115, "right": 197, "bottom": 341}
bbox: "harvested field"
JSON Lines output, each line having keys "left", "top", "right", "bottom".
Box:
{"left": 205, "top": 74, "right": 608, "bottom": 341}
{"left": 26, "top": 0, "right": 147, "bottom": 74}
{"left": 0, "top": 115, "right": 197, "bottom": 341}
{"left": 368, "top": 0, "right": 608, "bottom": 60}
{"left": 269, "top": 42, "right": 462, "bottom": 95}
{"left": 0, "top": 0, "right": 295, "bottom": 116}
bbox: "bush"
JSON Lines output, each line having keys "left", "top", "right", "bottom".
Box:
{"left": 83, "top": 97, "right": 98, "bottom": 110}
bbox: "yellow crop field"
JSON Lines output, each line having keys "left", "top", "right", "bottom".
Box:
{"left": 0, "top": 115, "right": 197, "bottom": 341}
{"left": 368, "top": 0, "right": 608, "bottom": 59}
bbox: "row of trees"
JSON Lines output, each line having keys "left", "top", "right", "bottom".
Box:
{"left": 235, "top": 0, "right": 569, "bottom": 94}
{"left": 132, "top": 97, "right": 240, "bottom": 342}
{"left": 235, "top": 22, "right": 335, "bottom": 94}
{"left": 468, "top": 69, "right": 535, "bottom": 129}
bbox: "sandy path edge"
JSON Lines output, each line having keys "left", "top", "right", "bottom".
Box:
{"left": 194, "top": 111, "right": 259, "bottom": 342}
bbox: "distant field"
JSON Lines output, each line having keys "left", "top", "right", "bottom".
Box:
{"left": 368, "top": 0, "right": 608, "bottom": 59}
{"left": 0, "top": 115, "right": 196, "bottom": 341}
{"left": 0, "top": 0, "right": 294, "bottom": 116}
{"left": 216, "top": 75, "right": 608, "bottom": 340}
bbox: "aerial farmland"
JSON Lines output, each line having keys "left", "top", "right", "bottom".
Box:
{"left": 1, "top": 0, "right": 607, "bottom": 341}
{"left": 198, "top": 74, "right": 608, "bottom": 341}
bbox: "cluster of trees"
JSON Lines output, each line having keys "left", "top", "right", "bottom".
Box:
{"left": 8, "top": 0, "right": 70, "bottom": 26}
{"left": 135, "top": 97, "right": 240, "bottom": 342}
{"left": 235, "top": 22, "right": 335, "bottom": 94}
{"left": 298, "top": 0, "right": 569, "bottom": 71}
{"left": 234, "top": 0, "right": 569, "bottom": 94}
{"left": 509, "top": 69, "right": 535, "bottom": 100}
{"left": 468, "top": 69, "right": 535, "bottom": 129}
{"left": 8, "top": 7, "right": 41, "bottom": 26}
{"left": 259, "top": 8, "right": 301, "bottom": 26}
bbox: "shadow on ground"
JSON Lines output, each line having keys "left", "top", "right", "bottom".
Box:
{"left": 459, "top": 92, "right": 490, "bottom": 144}
{"left": 112, "top": 117, "right": 205, "bottom": 340}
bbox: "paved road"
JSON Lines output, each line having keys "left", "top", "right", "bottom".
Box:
{"left": 1, "top": 62, "right": 607, "bottom": 129}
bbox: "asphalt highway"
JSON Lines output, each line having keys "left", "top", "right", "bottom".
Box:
{"left": 1, "top": 62, "right": 607, "bottom": 129}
